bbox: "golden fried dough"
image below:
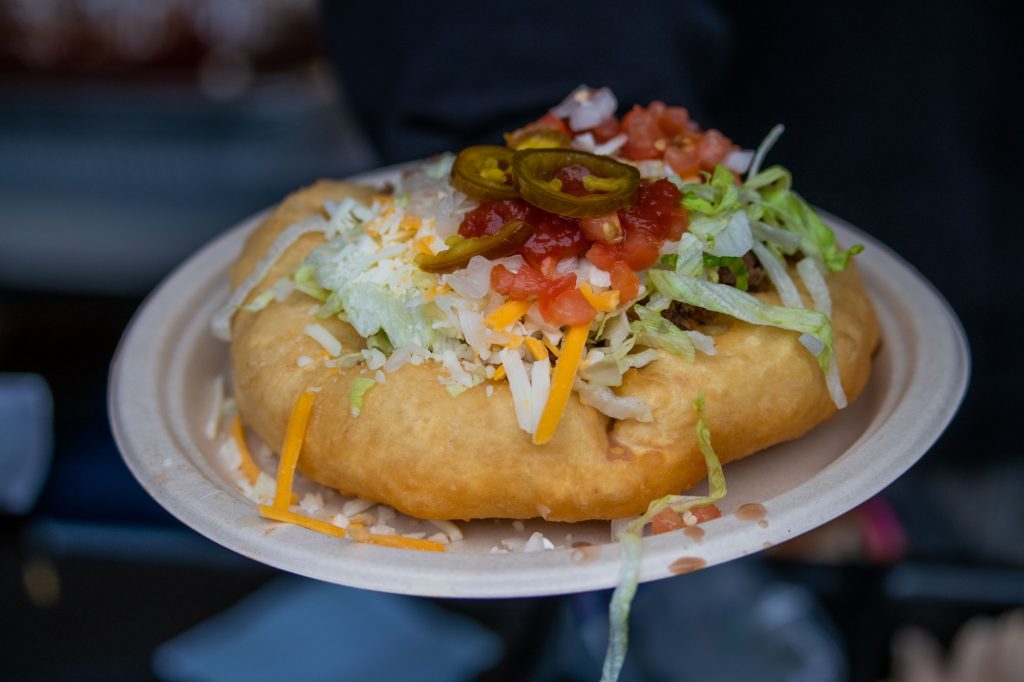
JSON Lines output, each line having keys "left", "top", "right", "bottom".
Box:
{"left": 229, "top": 181, "right": 879, "bottom": 522}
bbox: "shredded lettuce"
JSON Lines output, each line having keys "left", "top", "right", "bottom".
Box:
{"left": 601, "top": 393, "right": 727, "bottom": 682}
{"left": 293, "top": 264, "right": 329, "bottom": 302}
{"left": 338, "top": 282, "right": 434, "bottom": 349}
{"left": 629, "top": 304, "right": 695, "bottom": 362}
{"left": 745, "top": 165, "right": 862, "bottom": 272}
{"left": 680, "top": 165, "right": 740, "bottom": 217}
{"left": 348, "top": 377, "right": 376, "bottom": 417}
{"left": 703, "top": 255, "right": 749, "bottom": 291}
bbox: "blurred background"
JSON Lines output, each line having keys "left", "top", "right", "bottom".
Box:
{"left": 1, "top": 1, "right": 1020, "bottom": 680}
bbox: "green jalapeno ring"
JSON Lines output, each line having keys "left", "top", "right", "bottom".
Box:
{"left": 511, "top": 148, "right": 640, "bottom": 218}
{"left": 414, "top": 220, "right": 534, "bottom": 274}
{"left": 450, "top": 145, "right": 518, "bottom": 202}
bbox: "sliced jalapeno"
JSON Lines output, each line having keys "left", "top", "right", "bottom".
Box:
{"left": 450, "top": 145, "right": 517, "bottom": 202}
{"left": 504, "top": 127, "right": 572, "bottom": 151}
{"left": 414, "top": 220, "right": 534, "bottom": 274}
{"left": 512, "top": 149, "right": 640, "bottom": 218}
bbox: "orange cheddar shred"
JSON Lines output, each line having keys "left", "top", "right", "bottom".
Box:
{"left": 231, "top": 414, "right": 261, "bottom": 485}
{"left": 485, "top": 300, "right": 532, "bottom": 330}
{"left": 259, "top": 505, "right": 347, "bottom": 539}
{"left": 533, "top": 323, "right": 589, "bottom": 445}
{"left": 272, "top": 389, "right": 316, "bottom": 510}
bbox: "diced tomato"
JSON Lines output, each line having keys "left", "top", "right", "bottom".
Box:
{"left": 539, "top": 288, "right": 596, "bottom": 326}
{"left": 609, "top": 261, "right": 640, "bottom": 301}
{"left": 490, "top": 264, "right": 515, "bottom": 295}
{"left": 460, "top": 199, "right": 534, "bottom": 238}
{"left": 589, "top": 116, "right": 621, "bottom": 143}
{"left": 666, "top": 207, "right": 689, "bottom": 241}
{"left": 545, "top": 272, "right": 577, "bottom": 298}
{"left": 691, "top": 505, "right": 722, "bottom": 523}
{"left": 652, "top": 508, "right": 685, "bottom": 534}
{"left": 519, "top": 212, "right": 591, "bottom": 268}
{"left": 664, "top": 145, "right": 700, "bottom": 178}
{"left": 617, "top": 231, "right": 662, "bottom": 270}
{"left": 578, "top": 212, "right": 623, "bottom": 244}
{"left": 507, "top": 264, "right": 551, "bottom": 301}
{"left": 621, "top": 105, "right": 663, "bottom": 160}
{"left": 657, "top": 105, "right": 690, "bottom": 136}
{"left": 585, "top": 243, "right": 618, "bottom": 271}
{"left": 534, "top": 111, "right": 572, "bottom": 135}
{"left": 696, "top": 129, "right": 738, "bottom": 172}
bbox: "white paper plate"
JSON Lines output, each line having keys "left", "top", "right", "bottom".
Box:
{"left": 109, "top": 170, "right": 968, "bottom": 598}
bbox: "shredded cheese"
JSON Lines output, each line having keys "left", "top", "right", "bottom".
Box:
{"left": 230, "top": 414, "right": 261, "bottom": 484}
{"left": 304, "top": 323, "right": 342, "bottom": 357}
{"left": 485, "top": 300, "right": 532, "bottom": 330}
{"left": 542, "top": 337, "right": 561, "bottom": 358}
{"left": 533, "top": 324, "right": 589, "bottom": 445}
{"left": 579, "top": 283, "right": 620, "bottom": 312}
{"left": 259, "top": 505, "right": 347, "bottom": 539}
{"left": 523, "top": 336, "right": 548, "bottom": 361}
{"left": 272, "top": 389, "right": 316, "bottom": 509}
{"left": 491, "top": 365, "right": 507, "bottom": 382}
{"left": 347, "top": 523, "right": 446, "bottom": 552}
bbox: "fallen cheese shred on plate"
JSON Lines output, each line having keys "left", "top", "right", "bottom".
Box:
{"left": 259, "top": 387, "right": 446, "bottom": 553}
{"left": 272, "top": 389, "right": 316, "bottom": 509}
{"left": 230, "top": 413, "right": 261, "bottom": 485}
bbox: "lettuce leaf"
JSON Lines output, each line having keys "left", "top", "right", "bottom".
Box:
{"left": 348, "top": 377, "right": 376, "bottom": 417}
{"left": 601, "top": 393, "right": 726, "bottom": 682}
{"left": 629, "top": 304, "right": 695, "bottom": 362}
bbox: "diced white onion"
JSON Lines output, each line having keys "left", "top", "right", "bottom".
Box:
{"left": 725, "top": 149, "right": 754, "bottom": 174}
{"left": 444, "top": 255, "right": 494, "bottom": 300}
{"left": 523, "top": 531, "right": 555, "bottom": 552}
{"left": 550, "top": 85, "right": 618, "bottom": 132}
{"left": 594, "top": 133, "right": 628, "bottom": 156}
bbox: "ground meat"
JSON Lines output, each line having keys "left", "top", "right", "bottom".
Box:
{"left": 717, "top": 252, "right": 767, "bottom": 292}
{"left": 661, "top": 301, "right": 716, "bottom": 331}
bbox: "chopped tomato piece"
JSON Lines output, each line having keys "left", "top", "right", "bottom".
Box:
{"left": 696, "top": 129, "right": 738, "bottom": 172}
{"left": 621, "top": 105, "right": 663, "bottom": 160}
{"left": 657, "top": 105, "right": 690, "bottom": 136}
{"left": 460, "top": 199, "right": 534, "bottom": 238}
{"left": 615, "top": 231, "right": 660, "bottom": 270}
{"left": 585, "top": 242, "right": 618, "bottom": 271}
{"left": 589, "top": 116, "right": 621, "bottom": 143}
{"left": 507, "top": 264, "right": 551, "bottom": 300}
{"left": 490, "top": 264, "right": 515, "bottom": 295}
{"left": 691, "top": 504, "right": 722, "bottom": 523}
{"left": 539, "top": 288, "right": 596, "bottom": 326}
{"left": 519, "top": 213, "right": 590, "bottom": 268}
{"left": 666, "top": 207, "right": 689, "bottom": 241}
{"left": 652, "top": 508, "right": 685, "bottom": 534}
{"left": 664, "top": 145, "right": 700, "bottom": 178}
{"left": 609, "top": 261, "right": 640, "bottom": 301}
{"left": 534, "top": 111, "right": 572, "bottom": 135}
{"left": 578, "top": 212, "right": 623, "bottom": 244}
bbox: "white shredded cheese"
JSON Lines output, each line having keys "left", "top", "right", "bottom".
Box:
{"left": 304, "top": 323, "right": 342, "bottom": 356}
{"left": 204, "top": 375, "right": 225, "bottom": 440}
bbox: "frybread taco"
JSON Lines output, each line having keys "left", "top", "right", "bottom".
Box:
{"left": 214, "top": 86, "right": 878, "bottom": 524}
